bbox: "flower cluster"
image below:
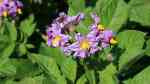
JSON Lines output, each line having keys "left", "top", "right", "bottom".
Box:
{"left": 47, "top": 12, "right": 84, "bottom": 47}
{"left": 0, "top": 0, "right": 23, "bottom": 17}
{"left": 47, "top": 13, "right": 117, "bottom": 58}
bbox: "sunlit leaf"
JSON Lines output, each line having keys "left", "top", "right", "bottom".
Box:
{"left": 11, "top": 59, "right": 42, "bottom": 79}
{"left": 39, "top": 43, "right": 66, "bottom": 65}
{"left": 0, "top": 58, "right": 16, "bottom": 77}
{"left": 108, "top": 0, "right": 129, "bottom": 32}
{"left": 68, "top": 0, "right": 85, "bottom": 15}
{"left": 86, "top": 70, "right": 96, "bottom": 84}
{"left": 76, "top": 74, "right": 88, "bottom": 84}
{"left": 68, "top": 0, "right": 92, "bottom": 35}
{"left": 61, "top": 57, "right": 77, "bottom": 82}
{"left": 145, "top": 39, "right": 150, "bottom": 56}
{"left": 0, "top": 42, "right": 15, "bottom": 58}
{"left": 129, "top": 0, "right": 150, "bottom": 26}
{"left": 29, "top": 53, "right": 66, "bottom": 84}
{"left": 117, "top": 30, "right": 145, "bottom": 70}
{"left": 20, "top": 15, "right": 36, "bottom": 37}
{"left": 98, "top": 63, "right": 118, "bottom": 84}
{"left": 3, "top": 20, "right": 17, "bottom": 41}
{"left": 18, "top": 76, "right": 44, "bottom": 84}
{"left": 95, "top": 0, "right": 128, "bottom": 32}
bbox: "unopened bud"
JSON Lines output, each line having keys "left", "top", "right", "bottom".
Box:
{"left": 17, "top": 8, "right": 22, "bottom": 14}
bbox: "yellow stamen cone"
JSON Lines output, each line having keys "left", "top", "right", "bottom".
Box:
{"left": 110, "top": 38, "right": 117, "bottom": 44}
{"left": 80, "top": 39, "right": 90, "bottom": 50}
{"left": 3, "top": 11, "right": 8, "bottom": 17}
{"left": 52, "top": 36, "right": 61, "bottom": 47}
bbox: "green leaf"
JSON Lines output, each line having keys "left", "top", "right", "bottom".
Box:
{"left": 2, "top": 77, "right": 43, "bottom": 84}
{"left": 129, "top": 0, "right": 150, "bottom": 26}
{"left": 98, "top": 47, "right": 112, "bottom": 61}
{"left": 20, "top": 15, "right": 36, "bottom": 37}
{"left": 76, "top": 74, "right": 88, "bottom": 84}
{"left": 29, "top": 53, "right": 60, "bottom": 78}
{"left": 145, "top": 39, "right": 150, "bottom": 56}
{"left": 0, "top": 42, "right": 15, "bottom": 58}
{"left": 77, "top": 70, "right": 96, "bottom": 84}
{"left": 0, "top": 58, "right": 16, "bottom": 77}
{"left": 18, "top": 76, "right": 44, "bottom": 84}
{"left": 95, "top": 0, "right": 119, "bottom": 25}
{"left": 68, "top": 0, "right": 85, "bottom": 15}
{"left": 68, "top": 10, "right": 91, "bottom": 35}
{"left": 3, "top": 20, "right": 17, "bottom": 41}
{"left": 0, "top": 35, "right": 9, "bottom": 52}
{"left": 108, "top": 0, "right": 129, "bottom": 32}
{"left": 42, "top": 76, "right": 56, "bottom": 84}
{"left": 95, "top": 0, "right": 128, "bottom": 32}
{"left": 117, "top": 30, "right": 145, "bottom": 49}
{"left": 86, "top": 70, "right": 96, "bottom": 84}
{"left": 119, "top": 49, "right": 144, "bottom": 70}
{"left": 26, "top": 44, "right": 35, "bottom": 49}
{"left": 17, "top": 43, "right": 27, "bottom": 56}
{"left": 99, "top": 63, "right": 118, "bottom": 84}
{"left": 76, "top": 21, "right": 90, "bottom": 35}
{"left": 67, "top": 0, "right": 93, "bottom": 35}
{"left": 39, "top": 43, "right": 66, "bottom": 65}
{"left": 56, "top": 76, "right": 67, "bottom": 84}
{"left": 117, "top": 30, "right": 145, "bottom": 70}
{"left": 11, "top": 59, "right": 42, "bottom": 79}
{"left": 124, "top": 66, "right": 150, "bottom": 84}
{"left": 61, "top": 57, "right": 77, "bottom": 82}
{"left": 2, "top": 80, "right": 17, "bottom": 84}
{"left": 29, "top": 53, "right": 66, "bottom": 84}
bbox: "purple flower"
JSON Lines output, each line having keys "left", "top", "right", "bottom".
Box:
{"left": 98, "top": 30, "right": 117, "bottom": 48}
{"left": 99, "top": 30, "right": 113, "bottom": 48}
{"left": 64, "top": 33, "right": 100, "bottom": 58}
{"left": 0, "top": 0, "right": 23, "bottom": 17}
{"left": 90, "top": 13, "right": 105, "bottom": 31}
{"left": 90, "top": 13, "right": 117, "bottom": 48}
{"left": 45, "top": 12, "right": 118, "bottom": 58}
{"left": 91, "top": 13, "right": 100, "bottom": 24}
{"left": 47, "top": 23, "right": 62, "bottom": 33}
{"left": 47, "top": 29, "right": 70, "bottom": 47}
{"left": 46, "top": 12, "right": 85, "bottom": 48}
{"left": 53, "top": 12, "right": 84, "bottom": 31}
